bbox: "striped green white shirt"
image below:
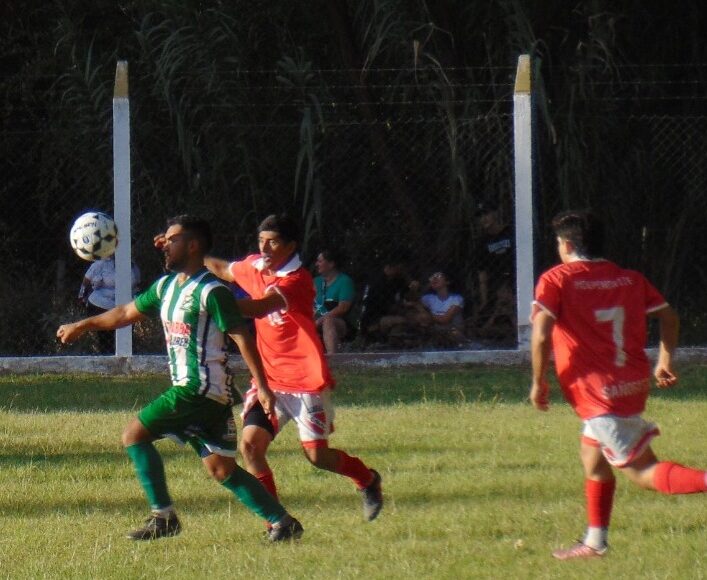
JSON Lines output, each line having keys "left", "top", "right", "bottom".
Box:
{"left": 134, "top": 269, "right": 244, "bottom": 404}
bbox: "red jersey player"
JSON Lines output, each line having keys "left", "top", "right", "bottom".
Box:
{"left": 205, "top": 214, "right": 383, "bottom": 522}
{"left": 531, "top": 209, "right": 706, "bottom": 560}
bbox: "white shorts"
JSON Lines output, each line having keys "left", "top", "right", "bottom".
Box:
{"left": 242, "top": 386, "right": 335, "bottom": 448}
{"left": 582, "top": 414, "right": 660, "bottom": 467}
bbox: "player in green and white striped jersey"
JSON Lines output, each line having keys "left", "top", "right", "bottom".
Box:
{"left": 57, "top": 215, "right": 303, "bottom": 542}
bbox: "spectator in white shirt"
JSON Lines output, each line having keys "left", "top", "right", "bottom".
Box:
{"left": 419, "top": 271, "right": 466, "bottom": 347}
{"left": 78, "top": 257, "right": 140, "bottom": 352}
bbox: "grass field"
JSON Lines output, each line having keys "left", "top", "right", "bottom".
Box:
{"left": 1, "top": 364, "right": 707, "bottom": 579}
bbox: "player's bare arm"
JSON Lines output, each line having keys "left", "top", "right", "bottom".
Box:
{"left": 228, "top": 325, "right": 276, "bottom": 415}
{"left": 204, "top": 256, "right": 234, "bottom": 283}
{"left": 57, "top": 302, "right": 145, "bottom": 344}
{"left": 650, "top": 305, "right": 680, "bottom": 388}
{"left": 530, "top": 308, "right": 555, "bottom": 411}
{"left": 432, "top": 304, "right": 462, "bottom": 325}
{"left": 237, "top": 289, "right": 287, "bottom": 318}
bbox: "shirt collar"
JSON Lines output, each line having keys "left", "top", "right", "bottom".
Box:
{"left": 253, "top": 253, "right": 302, "bottom": 277}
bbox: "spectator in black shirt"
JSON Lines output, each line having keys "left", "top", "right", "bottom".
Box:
{"left": 472, "top": 203, "right": 516, "bottom": 339}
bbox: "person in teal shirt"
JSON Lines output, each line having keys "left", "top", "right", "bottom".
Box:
{"left": 313, "top": 248, "right": 355, "bottom": 353}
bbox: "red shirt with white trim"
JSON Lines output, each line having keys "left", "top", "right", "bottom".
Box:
{"left": 229, "top": 254, "right": 334, "bottom": 393}
{"left": 532, "top": 259, "right": 667, "bottom": 419}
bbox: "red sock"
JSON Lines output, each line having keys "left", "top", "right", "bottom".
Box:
{"left": 334, "top": 450, "right": 374, "bottom": 489}
{"left": 653, "top": 462, "right": 707, "bottom": 494}
{"left": 586, "top": 479, "right": 615, "bottom": 528}
{"left": 255, "top": 469, "right": 279, "bottom": 501}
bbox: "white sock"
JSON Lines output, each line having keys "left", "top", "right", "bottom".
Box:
{"left": 583, "top": 526, "right": 608, "bottom": 549}
{"left": 152, "top": 505, "right": 175, "bottom": 518}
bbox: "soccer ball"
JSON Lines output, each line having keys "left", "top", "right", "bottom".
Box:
{"left": 69, "top": 212, "right": 119, "bottom": 261}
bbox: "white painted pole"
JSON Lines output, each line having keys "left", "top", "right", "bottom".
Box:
{"left": 113, "top": 61, "right": 132, "bottom": 356}
{"left": 513, "top": 55, "right": 534, "bottom": 350}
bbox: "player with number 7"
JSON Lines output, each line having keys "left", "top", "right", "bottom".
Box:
{"left": 530, "top": 209, "right": 707, "bottom": 560}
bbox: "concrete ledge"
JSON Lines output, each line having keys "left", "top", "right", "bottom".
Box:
{"left": 0, "top": 347, "right": 704, "bottom": 375}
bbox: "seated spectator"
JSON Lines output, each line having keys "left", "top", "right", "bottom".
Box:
{"left": 419, "top": 271, "right": 466, "bottom": 347}
{"left": 359, "top": 257, "right": 421, "bottom": 343}
{"left": 471, "top": 201, "right": 515, "bottom": 340}
{"left": 313, "top": 249, "right": 355, "bottom": 353}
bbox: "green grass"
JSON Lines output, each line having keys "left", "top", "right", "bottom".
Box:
{"left": 1, "top": 364, "right": 706, "bottom": 579}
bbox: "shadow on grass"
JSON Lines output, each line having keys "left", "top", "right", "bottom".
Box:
{"left": 0, "top": 364, "right": 705, "bottom": 412}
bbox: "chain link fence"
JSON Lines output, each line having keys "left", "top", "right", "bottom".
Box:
{"left": 1, "top": 64, "right": 706, "bottom": 355}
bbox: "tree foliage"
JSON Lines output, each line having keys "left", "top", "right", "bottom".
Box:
{"left": 1, "top": 0, "right": 707, "bottom": 353}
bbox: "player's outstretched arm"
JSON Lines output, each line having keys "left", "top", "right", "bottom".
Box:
{"left": 237, "top": 290, "right": 287, "bottom": 318}
{"left": 204, "top": 256, "right": 234, "bottom": 283}
{"left": 530, "top": 309, "right": 555, "bottom": 411}
{"left": 651, "top": 305, "right": 680, "bottom": 388}
{"left": 228, "top": 325, "right": 276, "bottom": 414}
{"left": 57, "top": 302, "right": 145, "bottom": 344}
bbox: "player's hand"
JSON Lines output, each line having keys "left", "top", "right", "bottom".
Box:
{"left": 529, "top": 379, "right": 550, "bottom": 411}
{"left": 56, "top": 323, "right": 84, "bottom": 344}
{"left": 257, "top": 386, "right": 277, "bottom": 416}
{"left": 655, "top": 365, "right": 678, "bottom": 389}
{"left": 153, "top": 232, "right": 166, "bottom": 250}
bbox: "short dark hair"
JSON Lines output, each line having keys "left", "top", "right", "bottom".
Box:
{"left": 257, "top": 214, "right": 300, "bottom": 245}
{"left": 319, "top": 248, "right": 343, "bottom": 268}
{"left": 166, "top": 214, "right": 213, "bottom": 253}
{"left": 551, "top": 209, "right": 604, "bottom": 258}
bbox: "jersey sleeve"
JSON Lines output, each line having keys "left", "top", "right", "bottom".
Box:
{"left": 276, "top": 270, "right": 315, "bottom": 313}
{"left": 134, "top": 278, "right": 163, "bottom": 315}
{"left": 532, "top": 271, "right": 561, "bottom": 320}
{"left": 206, "top": 285, "right": 246, "bottom": 332}
{"left": 338, "top": 274, "right": 356, "bottom": 302}
{"left": 228, "top": 259, "right": 251, "bottom": 289}
{"left": 84, "top": 260, "right": 100, "bottom": 281}
{"left": 641, "top": 275, "right": 668, "bottom": 313}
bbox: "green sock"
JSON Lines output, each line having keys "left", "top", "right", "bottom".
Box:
{"left": 125, "top": 442, "right": 172, "bottom": 510}
{"left": 222, "top": 465, "right": 287, "bottom": 524}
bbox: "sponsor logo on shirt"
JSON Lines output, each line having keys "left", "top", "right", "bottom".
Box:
{"left": 180, "top": 295, "right": 195, "bottom": 311}
{"left": 164, "top": 320, "right": 192, "bottom": 347}
{"left": 574, "top": 277, "right": 633, "bottom": 290}
{"left": 601, "top": 378, "right": 648, "bottom": 400}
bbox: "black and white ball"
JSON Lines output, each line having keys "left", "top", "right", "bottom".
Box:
{"left": 69, "top": 212, "right": 118, "bottom": 261}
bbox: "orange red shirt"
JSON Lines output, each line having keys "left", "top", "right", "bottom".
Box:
{"left": 229, "top": 254, "right": 334, "bottom": 394}
{"left": 532, "top": 260, "right": 667, "bottom": 419}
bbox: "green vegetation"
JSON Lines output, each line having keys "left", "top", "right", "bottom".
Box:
{"left": 2, "top": 3, "right": 707, "bottom": 354}
{"left": 1, "top": 365, "right": 706, "bottom": 578}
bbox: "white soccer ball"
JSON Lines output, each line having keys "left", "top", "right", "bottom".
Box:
{"left": 69, "top": 212, "right": 119, "bottom": 261}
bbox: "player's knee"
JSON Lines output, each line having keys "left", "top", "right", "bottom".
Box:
{"left": 204, "top": 456, "right": 235, "bottom": 482}
{"left": 207, "top": 464, "right": 231, "bottom": 482}
{"left": 240, "top": 438, "right": 263, "bottom": 462}
{"left": 121, "top": 421, "right": 148, "bottom": 447}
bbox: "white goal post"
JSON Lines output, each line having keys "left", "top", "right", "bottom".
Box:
{"left": 513, "top": 54, "right": 534, "bottom": 350}
{"left": 113, "top": 60, "right": 133, "bottom": 356}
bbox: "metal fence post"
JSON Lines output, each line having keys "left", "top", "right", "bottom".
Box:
{"left": 513, "top": 54, "right": 534, "bottom": 350}
{"left": 113, "top": 60, "right": 132, "bottom": 356}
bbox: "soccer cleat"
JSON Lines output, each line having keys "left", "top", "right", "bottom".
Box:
{"left": 268, "top": 516, "right": 304, "bottom": 542}
{"left": 552, "top": 541, "right": 608, "bottom": 560}
{"left": 360, "top": 469, "right": 383, "bottom": 521}
{"left": 127, "top": 513, "right": 182, "bottom": 541}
